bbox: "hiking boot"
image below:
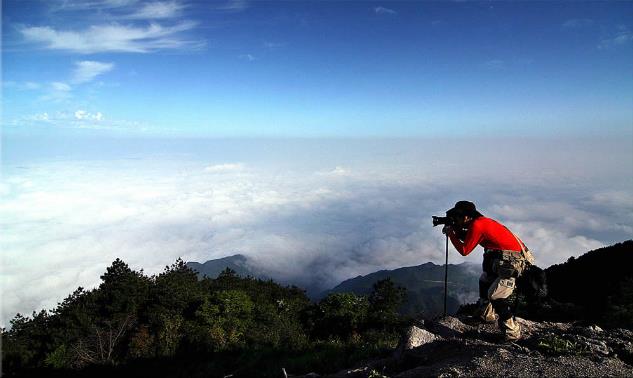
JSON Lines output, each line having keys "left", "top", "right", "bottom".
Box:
{"left": 501, "top": 317, "right": 521, "bottom": 341}
{"left": 477, "top": 300, "right": 498, "bottom": 323}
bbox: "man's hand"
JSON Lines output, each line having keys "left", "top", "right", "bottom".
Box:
{"left": 442, "top": 225, "right": 452, "bottom": 235}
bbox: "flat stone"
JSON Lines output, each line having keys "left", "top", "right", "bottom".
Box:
{"left": 393, "top": 325, "right": 439, "bottom": 359}
{"left": 426, "top": 316, "right": 473, "bottom": 338}
{"left": 404, "top": 325, "right": 439, "bottom": 349}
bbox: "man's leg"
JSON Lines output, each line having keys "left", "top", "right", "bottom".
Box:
{"left": 488, "top": 277, "right": 521, "bottom": 341}
{"left": 477, "top": 272, "right": 497, "bottom": 323}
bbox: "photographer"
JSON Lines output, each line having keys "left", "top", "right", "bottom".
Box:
{"left": 439, "top": 201, "right": 535, "bottom": 342}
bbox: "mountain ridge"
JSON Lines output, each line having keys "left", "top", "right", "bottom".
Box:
{"left": 326, "top": 261, "right": 480, "bottom": 317}
{"left": 187, "top": 253, "right": 481, "bottom": 317}
{"left": 186, "top": 253, "right": 264, "bottom": 280}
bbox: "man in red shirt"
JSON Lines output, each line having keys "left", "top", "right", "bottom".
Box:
{"left": 442, "top": 201, "right": 534, "bottom": 341}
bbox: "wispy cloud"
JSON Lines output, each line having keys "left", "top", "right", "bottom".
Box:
{"left": 562, "top": 19, "right": 594, "bottom": 29}
{"left": 374, "top": 6, "right": 397, "bottom": 15}
{"left": 71, "top": 61, "right": 115, "bottom": 84}
{"left": 52, "top": 0, "right": 140, "bottom": 11}
{"left": 39, "top": 82, "right": 73, "bottom": 102}
{"left": 204, "top": 163, "right": 245, "bottom": 173}
{"left": 20, "top": 21, "right": 202, "bottom": 53}
{"left": 239, "top": 53, "right": 255, "bottom": 61}
{"left": 213, "top": 0, "right": 249, "bottom": 12}
{"left": 74, "top": 110, "right": 104, "bottom": 121}
{"left": 7, "top": 61, "right": 114, "bottom": 103}
{"left": 8, "top": 110, "right": 147, "bottom": 131}
{"left": 50, "top": 0, "right": 188, "bottom": 22}
{"left": 11, "top": 110, "right": 100, "bottom": 126}
{"left": 599, "top": 26, "right": 633, "bottom": 50}
{"left": 21, "top": 112, "right": 52, "bottom": 122}
{"left": 50, "top": 82, "right": 72, "bottom": 91}
{"left": 123, "top": 1, "right": 186, "bottom": 19}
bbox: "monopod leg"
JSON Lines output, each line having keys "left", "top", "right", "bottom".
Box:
{"left": 444, "top": 234, "right": 448, "bottom": 317}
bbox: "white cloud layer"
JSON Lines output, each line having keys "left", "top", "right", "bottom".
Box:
{"left": 1, "top": 138, "right": 631, "bottom": 326}
{"left": 72, "top": 61, "right": 115, "bottom": 84}
{"left": 20, "top": 21, "right": 202, "bottom": 53}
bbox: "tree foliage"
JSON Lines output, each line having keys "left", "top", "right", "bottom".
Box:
{"left": 368, "top": 278, "right": 407, "bottom": 328}
{"left": 2, "top": 258, "right": 406, "bottom": 377}
{"left": 544, "top": 240, "right": 633, "bottom": 327}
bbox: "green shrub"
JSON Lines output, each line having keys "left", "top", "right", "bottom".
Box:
{"left": 44, "top": 344, "right": 72, "bottom": 369}
{"left": 536, "top": 334, "right": 587, "bottom": 355}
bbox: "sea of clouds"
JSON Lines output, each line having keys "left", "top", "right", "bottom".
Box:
{"left": 1, "top": 137, "right": 631, "bottom": 326}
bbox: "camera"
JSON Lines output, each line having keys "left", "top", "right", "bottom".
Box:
{"left": 432, "top": 216, "right": 453, "bottom": 227}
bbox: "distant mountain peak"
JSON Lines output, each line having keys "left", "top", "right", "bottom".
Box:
{"left": 187, "top": 253, "right": 263, "bottom": 280}
{"left": 198, "top": 253, "right": 247, "bottom": 265}
{"left": 323, "top": 261, "right": 481, "bottom": 317}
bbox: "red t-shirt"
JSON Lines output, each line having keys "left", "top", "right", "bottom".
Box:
{"left": 448, "top": 217, "right": 525, "bottom": 256}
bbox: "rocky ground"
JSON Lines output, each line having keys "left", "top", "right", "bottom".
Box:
{"left": 292, "top": 316, "right": 633, "bottom": 377}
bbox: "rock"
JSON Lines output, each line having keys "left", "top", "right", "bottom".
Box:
{"left": 616, "top": 342, "right": 633, "bottom": 365}
{"left": 578, "top": 324, "right": 605, "bottom": 338}
{"left": 425, "top": 316, "right": 473, "bottom": 338}
{"left": 583, "top": 338, "right": 611, "bottom": 356}
{"left": 438, "top": 366, "right": 461, "bottom": 377}
{"left": 403, "top": 325, "right": 439, "bottom": 349}
{"left": 589, "top": 325, "right": 603, "bottom": 333}
{"left": 516, "top": 317, "right": 572, "bottom": 337}
{"left": 393, "top": 325, "right": 439, "bottom": 359}
{"left": 331, "top": 315, "right": 633, "bottom": 377}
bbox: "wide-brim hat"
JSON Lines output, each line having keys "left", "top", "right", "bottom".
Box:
{"left": 446, "top": 200, "right": 483, "bottom": 218}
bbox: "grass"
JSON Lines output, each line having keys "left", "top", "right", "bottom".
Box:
{"left": 536, "top": 334, "right": 587, "bottom": 355}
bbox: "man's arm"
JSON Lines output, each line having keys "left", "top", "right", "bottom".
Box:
{"left": 447, "top": 222, "right": 483, "bottom": 256}
{"left": 454, "top": 227, "right": 468, "bottom": 241}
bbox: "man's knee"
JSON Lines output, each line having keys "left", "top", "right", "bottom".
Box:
{"left": 489, "top": 278, "right": 516, "bottom": 325}
{"left": 488, "top": 277, "right": 516, "bottom": 301}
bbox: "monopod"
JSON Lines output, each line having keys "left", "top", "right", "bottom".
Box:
{"left": 432, "top": 215, "right": 451, "bottom": 317}
{"left": 444, "top": 233, "right": 448, "bottom": 317}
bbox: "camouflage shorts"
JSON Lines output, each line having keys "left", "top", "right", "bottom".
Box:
{"left": 492, "top": 250, "right": 527, "bottom": 279}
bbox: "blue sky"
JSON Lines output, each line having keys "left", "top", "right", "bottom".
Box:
{"left": 3, "top": 0, "right": 633, "bottom": 138}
